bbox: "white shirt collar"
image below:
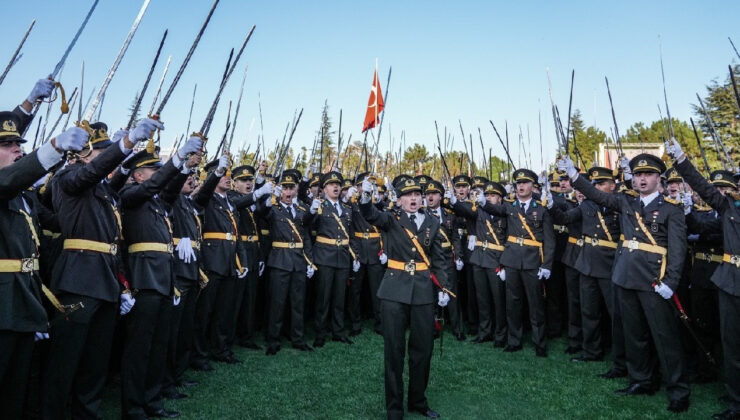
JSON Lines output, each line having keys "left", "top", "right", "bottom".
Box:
{"left": 640, "top": 191, "right": 660, "bottom": 207}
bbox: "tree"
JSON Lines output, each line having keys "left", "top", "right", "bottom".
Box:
{"left": 692, "top": 64, "right": 739, "bottom": 168}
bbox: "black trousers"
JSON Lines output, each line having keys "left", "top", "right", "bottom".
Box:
{"left": 464, "top": 263, "right": 478, "bottom": 333}
{"left": 564, "top": 265, "right": 582, "bottom": 348}
{"left": 0, "top": 330, "right": 34, "bottom": 420}
{"left": 191, "top": 272, "right": 221, "bottom": 366}
{"left": 506, "top": 268, "right": 546, "bottom": 349}
{"left": 120, "top": 291, "right": 171, "bottom": 419}
{"left": 42, "top": 294, "right": 117, "bottom": 420}
{"left": 473, "top": 265, "right": 506, "bottom": 342}
{"left": 718, "top": 289, "right": 740, "bottom": 411}
{"left": 617, "top": 286, "right": 690, "bottom": 401}
{"left": 236, "top": 269, "right": 260, "bottom": 345}
{"left": 211, "top": 275, "right": 238, "bottom": 359}
{"left": 267, "top": 268, "right": 306, "bottom": 347}
{"left": 444, "top": 266, "right": 464, "bottom": 336}
{"left": 315, "top": 265, "right": 350, "bottom": 341}
{"left": 164, "top": 278, "right": 199, "bottom": 392}
{"left": 545, "top": 261, "right": 566, "bottom": 337}
{"left": 580, "top": 275, "right": 613, "bottom": 359}
{"left": 349, "top": 262, "right": 385, "bottom": 332}
{"left": 380, "top": 300, "right": 434, "bottom": 420}
{"left": 690, "top": 286, "right": 720, "bottom": 377}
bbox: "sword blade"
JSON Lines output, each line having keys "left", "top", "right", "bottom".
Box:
{"left": 128, "top": 29, "right": 168, "bottom": 129}
{"left": 0, "top": 19, "right": 35, "bottom": 86}
{"left": 52, "top": 0, "right": 99, "bottom": 78}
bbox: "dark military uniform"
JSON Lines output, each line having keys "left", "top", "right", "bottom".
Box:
{"left": 480, "top": 169, "right": 555, "bottom": 354}
{"left": 451, "top": 174, "right": 477, "bottom": 335}
{"left": 44, "top": 124, "right": 131, "bottom": 419}
{"left": 0, "top": 143, "right": 53, "bottom": 420}
{"left": 160, "top": 167, "right": 219, "bottom": 395}
{"left": 548, "top": 167, "right": 625, "bottom": 370}
{"left": 676, "top": 160, "right": 740, "bottom": 415}
{"left": 118, "top": 150, "right": 180, "bottom": 419}
{"left": 360, "top": 179, "right": 449, "bottom": 420}
{"left": 452, "top": 181, "right": 507, "bottom": 345}
{"left": 310, "top": 172, "right": 357, "bottom": 345}
{"left": 573, "top": 154, "right": 690, "bottom": 404}
{"left": 257, "top": 172, "right": 315, "bottom": 353}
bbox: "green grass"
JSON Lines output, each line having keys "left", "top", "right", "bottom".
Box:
{"left": 102, "top": 324, "right": 725, "bottom": 419}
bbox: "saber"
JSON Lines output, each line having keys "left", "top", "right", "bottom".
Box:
{"left": 696, "top": 94, "right": 733, "bottom": 170}
{"left": 214, "top": 100, "right": 232, "bottom": 156}
{"left": 564, "top": 69, "right": 574, "bottom": 152}
{"left": 84, "top": 0, "right": 151, "bottom": 122}
{"left": 478, "top": 127, "right": 488, "bottom": 176}
{"left": 729, "top": 65, "right": 740, "bottom": 113}
{"left": 127, "top": 29, "right": 168, "bottom": 129}
{"left": 730, "top": 37, "right": 740, "bottom": 61}
{"left": 489, "top": 120, "right": 516, "bottom": 170}
{"left": 689, "top": 118, "right": 711, "bottom": 176}
{"left": 185, "top": 84, "right": 197, "bottom": 136}
{"left": 200, "top": 26, "right": 256, "bottom": 138}
{"left": 546, "top": 68, "right": 564, "bottom": 153}
{"left": 0, "top": 19, "right": 35, "bottom": 87}
{"left": 604, "top": 76, "right": 624, "bottom": 156}
{"left": 373, "top": 66, "right": 392, "bottom": 173}
{"left": 32, "top": 116, "right": 42, "bottom": 150}
{"left": 148, "top": 56, "right": 171, "bottom": 116}
{"left": 276, "top": 109, "right": 303, "bottom": 181}
{"left": 44, "top": 87, "right": 78, "bottom": 143}
{"left": 154, "top": 0, "right": 220, "bottom": 117}
{"left": 658, "top": 36, "right": 675, "bottom": 141}
{"left": 225, "top": 66, "right": 249, "bottom": 154}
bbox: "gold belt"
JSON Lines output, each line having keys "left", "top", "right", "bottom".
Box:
{"left": 583, "top": 237, "right": 617, "bottom": 249}
{"left": 172, "top": 238, "right": 201, "bottom": 250}
{"left": 567, "top": 236, "right": 584, "bottom": 247}
{"left": 128, "top": 242, "right": 173, "bottom": 254}
{"left": 203, "top": 232, "right": 236, "bottom": 242}
{"left": 387, "top": 259, "right": 429, "bottom": 274}
{"left": 64, "top": 239, "right": 118, "bottom": 255}
{"left": 354, "top": 232, "right": 380, "bottom": 239}
{"left": 272, "top": 241, "right": 304, "bottom": 249}
{"left": 315, "top": 236, "right": 349, "bottom": 246}
{"left": 441, "top": 242, "right": 451, "bottom": 248}
{"left": 240, "top": 235, "right": 259, "bottom": 242}
{"left": 694, "top": 252, "right": 723, "bottom": 264}
{"left": 0, "top": 258, "right": 39, "bottom": 273}
{"left": 475, "top": 240, "right": 504, "bottom": 251}
{"left": 723, "top": 254, "right": 740, "bottom": 268}
{"left": 260, "top": 229, "right": 270, "bottom": 236}
{"left": 622, "top": 239, "right": 667, "bottom": 280}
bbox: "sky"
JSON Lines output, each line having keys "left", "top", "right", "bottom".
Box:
{"left": 1, "top": 0, "right": 738, "bottom": 172}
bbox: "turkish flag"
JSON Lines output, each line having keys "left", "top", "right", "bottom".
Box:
{"left": 362, "top": 69, "right": 384, "bottom": 132}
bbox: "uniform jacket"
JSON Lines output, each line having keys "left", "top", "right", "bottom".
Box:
{"left": 310, "top": 199, "right": 357, "bottom": 268}
{"left": 676, "top": 159, "right": 740, "bottom": 296}
{"left": 0, "top": 151, "right": 50, "bottom": 331}
{"left": 452, "top": 201, "right": 505, "bottom": 269}
{"left": 256, "top": 199, "right": 313, "bottom": 272}
{"left": 360, "top": 202, "right": 449, "bottom": 305}
{"left": 120, "top": 160, "right": 179, "bottom": 295}
{"left": 349, "top": 201, "right": 384, "bottom": 265}
{"left": 51, "top": 144, "right": 128, "bottom": 302}
{"left": 481, "top": 198, "right": 556, "bottom": 271}
{"left": 573, "top": 175, "right": 687, "bottom": 291}
{"left": 228, "top": 190, "right": 262, "bottom": 273}
{"left": 686, "top": 206, "right": 722, "bottom": 289}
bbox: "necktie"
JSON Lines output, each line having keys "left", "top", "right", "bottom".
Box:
{"left": 520, "top": 203, "right": 526, "bottom": 213}
{"left": 410, "top": 214, "right": 417, "bottom": 230}
{"left": 335, "top": 203, "right": 341, "bottom": 216}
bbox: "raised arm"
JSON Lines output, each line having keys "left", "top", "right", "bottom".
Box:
{"left": 675, "top": 158, "right": 727, "bottom": 213}
{"left": 120, "top": 159, "right": 179, "bottom": 209}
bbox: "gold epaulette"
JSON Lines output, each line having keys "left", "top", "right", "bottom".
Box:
{"left": 693, "top": 203, "right": 712, "bottom": 212}
{"left": 664, "top": 197, "right": 681, "bottom": 206}
{"left": 624, "top": 189, "right": 639, "bottom": 197}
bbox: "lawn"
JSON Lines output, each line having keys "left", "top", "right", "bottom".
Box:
{"left": 102, "top": 324, "right": 725, "bottom": 419}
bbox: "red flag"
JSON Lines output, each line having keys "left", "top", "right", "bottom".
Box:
{"left": 362, "top": 69, "right": 384, "bottom": 132}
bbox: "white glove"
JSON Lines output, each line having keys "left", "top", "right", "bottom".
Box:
{"left": 34, "top": 332, "right": 49, "bottom": 342}
{"left": 467, "top": 235, "right": 476, "bottom": 251}
{"left": 175, "top": 237, "right": 197, "bottom": 264}
{"left": 537, "top": 267, "right": 551, "bottom": 280}
{"left": 54, "top": 126, "right": 89, "bottom": 152}
{"left": 438, "top": 291, "right": 450, "bottom": 307}
{"left": 352, "top": 260, "right": 361, "bottom": 272}
{"left": 455, "top": 258, "right": 464, "bottom": 271}
{"left": 361, "top": 179, "right": 373, "bottom": 193}
{"left": 212, "top": 154, "right": 229, "bottom": 176}
{"left": 557, "top": 156, "right": 578, "bottom": 179}
{"left": 173, "top": 295, "right": 181, "bottom": 306}
{"left": 112, "top": 129, "right": 129, "bottom": 144}
{"left": 120, "top": 292, "right": 136, "bottom": 315}
{"left": 310, "top": 198, "right": 322, "bottom": 214}
{"left": 378, "top": 252, "right": 388, "bottom": 264}
{"left": 273, "top": 185, "right": 282, "bottom": 198}
{"left": 258, "top": 261, "right": 265, "bottom": 276}
{"left": 176, "top": 136, "right": 204, "bottom": 160}
{"left": 681, "top": 193, "right": 693, "bottom": 215}
{"left": 129, "top": 117, "right": 163, "bottom": 144}
{"left": 445, "top": 190, "right": 457, "bottom": 205}
{"left": 498, "top": 268, "right": 506, "bottom": 281}
{"left": 27, "top": 78, "right": 55, "bottom": 103}
{"left": 653, "top": 282, "right": 674, "bottom": 300}
{"left": 346, "top": 186, "right": 358, "bottom": 203}
{"left": 254, "top": 182, "right": 273, "bottom": 199}
{"left": 618, "top": 156, "right": 630, "bottom": 172}
{"left": 475, "top": 190, "right": 486, "bottom": 206}
{"left": 306, "top": 265, "right": 315, "bottom": 278}
{"left": 236, "top": 267, "right": 248, "bottom": 279}
{"left": 545, "top": 190, "right": 554, "bottom": 209}
{"left": 505, "top": 184, "right": 513, "bottom": 194}
{"left": 665, "top": 137, "right": 684, "bottom": 160}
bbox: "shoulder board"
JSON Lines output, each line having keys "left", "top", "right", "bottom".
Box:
{"left": 444, "top": 208, "right": 454, "bottom": 215}
{"left": 624, "top": 189, "right": 639, "bottom": 197}
{"left": 504, "top": 197, "right": 515, "bottom": 203}
{"left": 317, "top": 205, "right": 323, "bottom": 215}
{"left": 535, "top": 200, "right": 544, "bottom": 206}
{"left": 693, "top": 203, "right": 712, "bottom": 212}
{"left": 297, "top": 204, "right": 307, "bottom": 211}
{"left": 663, "top": 197, "right": 681, "bottom": 206}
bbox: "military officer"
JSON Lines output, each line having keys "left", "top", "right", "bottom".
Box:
{"left": 559, "top": 153, "right": 690, "bottom": 413}
{"left": 359, "top": 176, "right": 450, "bottom": 420}
{"left": 667, "top": 138, "right": 740, "bottom": 419}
